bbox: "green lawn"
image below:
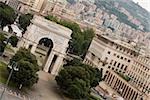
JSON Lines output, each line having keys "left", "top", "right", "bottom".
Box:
{"left": 0, "top": 61, "right": 17, "bottom": 88}
{"left": 5, "top": 45, "right": 15, "bottom": 53}
{"left": 0, "top": 61, "right": 7, "bottom": 83}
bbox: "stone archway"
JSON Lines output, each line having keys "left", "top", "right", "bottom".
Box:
{"left": 18, "top": 15, "right": 72, "bottom": 75}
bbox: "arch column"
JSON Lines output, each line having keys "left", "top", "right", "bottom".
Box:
{"left": 31, "top": 44, "right": 37, "bottom": 54}
{"left": 43, "top": 50, "right": 55, "bottom": 72}
{"left": 51, "top": 55, "right": 64, "bottom": 75}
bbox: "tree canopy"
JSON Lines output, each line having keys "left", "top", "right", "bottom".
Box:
{"left": 45, "top": 15, "right": 95, "bottom": 57}
{"left": 19, "top": 13, "right": 33, "bottom": 31}
{"left": 0, "top": 2, "right": 16, "bottom": 28}
{"left": 0, "top": 33, "right": 6, "bottom": 41}
{"left": 9, "top": 35, "right": 19, "bottom": 47}
{"left": 9, "top": 48, "right": 39, "bottom": 88}
{"left": 55, "top": 59, "right": 102, "bottom": 99}
{"left": 0, "top": 33, "right": 6, "bottom": 55}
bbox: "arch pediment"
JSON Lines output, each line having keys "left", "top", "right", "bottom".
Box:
{"left": 31, "top": 15, "right": 72, "bottom": 40}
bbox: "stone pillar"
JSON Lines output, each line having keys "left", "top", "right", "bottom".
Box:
{"left": 31, "top": 44, "right": 37, "bottom": 54}
{"left": 126, "top": 88, "right": 131, "bottom": 100}
{"left": 124, "top": 86, "right": 129, "bottom": 99}
{"left": 128, "top": 90, "right": 133, "bottom": 100}
{"left": 111, "top": 76, "right": 117, "bottom": 87}
{"left": 43, "top": 51, "right": 55, "bottom": 72}
{"left": 122, "top": 85, "right": 127, "bottom": 97}
{"left": 107, "top": 74, "right": 112, "bottom": 85}
{"left": 132, "top": 91, "right": 136, "bottom": 100}
{"left": 108, "top": 73, "right": 112, "bottom": 83}
{"left": 51, "top": 55, "right": 64, "bottom": 75}
{"left": 116, "top": 80, "right": 120, "bottom": 91}
{"left": 17, "top": 38, "right": 25, "bottom": 48}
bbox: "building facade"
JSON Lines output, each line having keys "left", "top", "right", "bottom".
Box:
{"left": 83, "top": 34, "right": 137, "bottom": 76}
{"left": 127, "top": 55, "right": 150, "bottom": 97}
{"left": 83, "top": 34, "right": 150, "bottom": 100}
{"left": 0, "top": 0, "right": 20, "bottom": 10}
{"left": 104, "top": 70, "right": 149, "bottom": 100}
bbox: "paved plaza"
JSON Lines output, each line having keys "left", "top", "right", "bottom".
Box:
{"left": 27, "top": 71, "right": 66, "bottom": 100}
{"left": 0, "top": 89, "right": 22, "bottom": 100}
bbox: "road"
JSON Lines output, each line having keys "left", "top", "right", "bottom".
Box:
{"left": 0, "top": 89, "right": 22, "bottom": 100}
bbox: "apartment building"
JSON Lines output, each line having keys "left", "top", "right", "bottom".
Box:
{"left": 104, "top": 70, "right": 149, "bottom": 100}
{"left": 127, "top": 55, "right": 150, "bottom": 96}
{"left": 18, "top": 0, "right": 45, "bottom": 13}
{"left": 83, "top": 34, "right": 137, "bottom": 76}
{"left": 83, "top": 34, "right": 150, "bottom": 100}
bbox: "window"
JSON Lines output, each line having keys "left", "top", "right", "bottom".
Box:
{"left": 121, "top": 56, "right": 123, "bottom": 59}
{"left": 91, "top": 53, "right": 95, "bottom": 60}
{"left": 112, "top": 67, "right": 114, "bottom": 70}
{"left": 123, "top": 49, "right": 126, "bottom": 52}
{"left": 105, "top": 57, "right": 108, "bottom": 60}
{"left": 128, "top": 60, "right": 131, "bottom": 62}
{"left": 108, "top": 66, "right": 111, "bottom": 69}
{"left": 116, "top": 46, "right": 118, "bottom": 49}
{"left": 114, "top": 61, "right": 117, "bottom": 66}
{"left": 108, "top": 51, "right": 111, "bottom": 54}
{"left": 124, "top": 66, "right": 127, "bottom": 71}
{"left": 121, "top": 64, "right": 124, "bottom": 69}
{"left": 124, "top": 58, "right": 127, "bottom": 60}
{"left": 106, "top": 71, "right": 109, "bottom": 73}
{"left": 117, "top": 55, "right": 120, "bottom": 58}
{"left": 114, "top": 53, "right": 116, "bottom": 56}
{"left": 110, "top": 60, "right": 113, "bottom": 65}
{"left": 117, "top": 63, "right": 120, "bottom": 68}
{"left": 29, "top": 45, "right": 33, "bottom": 50}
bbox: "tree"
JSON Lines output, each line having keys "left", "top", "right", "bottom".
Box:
{"left": 11, "top": 60, "right": 39, "bottom": 88}
{"left": 45, "top": 15, "right": 95, "bottom": 57}
{"left": 55, "top": 63, "right": 102, "bottom": 99}
{"left": 0, "top": 2, "right": 16, "bottom": 28}
{"left": 9, "top": 48, "right": 39, "bottom": 88}
{"left": 0, "top": 33, "right": 6, "bottom": 55}
{"left": 0, "top": 33, "right": 6, "bottom": 41}
{"left": 19, "top": 13, "right": 33, "bottom": 31}
{"left": 45, "top": 15, "right": 59, "bottom": 23}
{"left": 9, "top": 35, "right": 19, "bottom": 47}
{"left": 58, "top": 20, "right": 94, "bottom": 57}
{"left": 0, "top": 42, "right": 6, "bottom": 56}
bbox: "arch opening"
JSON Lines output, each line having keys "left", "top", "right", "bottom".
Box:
{"left": 35, "top": 38, "right": 54, "bottom": 72}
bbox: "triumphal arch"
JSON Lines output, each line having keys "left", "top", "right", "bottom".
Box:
{"left": 18, "top": 15, "right": 72, "bottom": 75}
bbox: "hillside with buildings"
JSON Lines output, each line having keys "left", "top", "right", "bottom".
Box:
{"left": 95, "top": 0, "right": 150, "bottom": 32}
{"left": 68, "top": 0, "right": 150, "bottom": 32}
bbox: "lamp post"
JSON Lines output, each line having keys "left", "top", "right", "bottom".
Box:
{"left": 0, "top": 61, "right": 19, "bottom": 100}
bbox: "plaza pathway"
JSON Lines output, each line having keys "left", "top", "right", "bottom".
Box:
{"left": 27, "top": 71, "right": 65, "bottom": 100}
